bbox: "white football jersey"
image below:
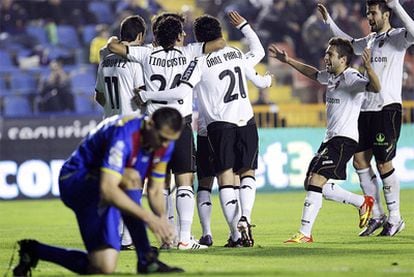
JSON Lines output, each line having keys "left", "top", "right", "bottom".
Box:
{"left": 317, "top": 67, "right": 369, "bottom": 142}
{"left": 182, "top": 46, "right": 271, "bottom": 127}
{"left": 352, "top": 28, "right": 414, "bottom": 111}
{"left": 126, "top": 43, "right": 204, "bottom": 117}
{"left": 196, "top": 23, "right": 265, "bottom": 136}
{"left": 95, "top": 47, "right": 145, "bottom": 118}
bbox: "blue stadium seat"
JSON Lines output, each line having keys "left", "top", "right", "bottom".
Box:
{"left": 71, "top": 72, "right": 95, "bottom": 90}
{"left": 82, "top": 25, "right": 98, "bottom": 44}
{"left": 46, "top": 46, "right": 72, "bottom": 61}
{"left": 0, "top": 50, "right": 14, "bottom": 67}
{"left": 10, "top": 73, "right": 37, "bottom": 94}
{"left": 26, "top": 25, "right": 49, "bottom": 45}
{"left": 56, "top": 25, "right": 81, "bottom": 48}
{"left": 74, "top": 93, "right": 94, "bottom": 113}
{"left": 88, "top": 1, "right": 112, "bottom": 24}
{"left": 0, "top": 77, "right": 7, "bottom": 90}
{"left": 3, "top": 95, "right": 32, "bottom": 117}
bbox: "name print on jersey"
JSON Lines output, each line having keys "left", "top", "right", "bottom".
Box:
{"left": 148, "top": 56, "right": 187, "bottom": 67}
{"left": 102, "top": 58, "right": 128, "bottom": 68}
{"left": 206, "top": 49, "right": 242, "bottom": 68}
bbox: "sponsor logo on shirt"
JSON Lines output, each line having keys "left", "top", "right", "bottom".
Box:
{"left": 371, "top": 56, "right": 387, "bottom": 63}
{"left": 326, "top": 97, "right": 340, "bottom": 104}
{"left": 108, "top": 141, "right": 125, "bottom": 169}
{"left": 374, "top": 132, "right": 389, "bottom": 146}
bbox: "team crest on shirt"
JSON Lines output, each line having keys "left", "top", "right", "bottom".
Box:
{"left": 379, "top": 39, "right": 385, "bottom": 48}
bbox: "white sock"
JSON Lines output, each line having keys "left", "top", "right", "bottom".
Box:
{"left": 176, "top": 186, "right": 194, "bottom": 242}
{"left": 299, "top": 190, "right": 322, "bottom": 237}
{"left": 234, "top": 186, "right": 241, "bottom": 224}
{"left": 197, "top": 190, "right": 212, "bottom": 236}
{"left": 219, "top": 186, "right": 240, "bottom": 241}
{"left": 357, "top": 167, "right": 384, "bottom": 218}
{"left": 118, "top": 219, "right": 132, "bottom": 245}
{"left": 322, "top": 183, "right": 364, "bottom": 208}
{"left": 163, "top": 189, "right": 175, "bottom": 226}
{"left": 121, "top": 222, "right": 132, "bottom": 245}
{"left": 239, "top": 176, "right": 256, "bottom": 223}
{"left": 382, "top": 170, "right": 401, "bottom": 224}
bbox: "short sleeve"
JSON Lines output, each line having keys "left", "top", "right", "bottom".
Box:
{"left": 347, "top": 70, "right": 369, "bottom": 93}
{"left": 127, "top": 46, "right": 151, "bottom": 63}
{"left": 101, "top": 129, "right": 129, "bottom": 177}
{"left": 352, "top": 37, "right": 368, "bottom": 55}
{"left": 316, "top": 70, "right": 330, "bottom": 85}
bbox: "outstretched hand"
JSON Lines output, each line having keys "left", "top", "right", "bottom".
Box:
{"left": 228, "top": 11, "right": 246, "bottom": 27}
{"left": 268, "top": 44, "right": 289, "bottom": 63}
{"left": 317, "top": 3, "right": 329, "bottom": 22}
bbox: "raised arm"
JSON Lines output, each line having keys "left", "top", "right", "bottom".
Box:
{"left": 317, "top": 3, "right": 354, "bottom": 41}
{"left": 228, "top": 11, "right": 265, "bottom": 65}
{"left": 268, "top": 44, "right": 318, "bottom": 80}
{"left": 362, "top": 48, "right": 381, "bottom": 93}
{"left": 387, "top": 0, "right": 414, "bottom": 38}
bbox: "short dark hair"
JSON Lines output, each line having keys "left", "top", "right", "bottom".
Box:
{"left": 193, "top": 15, "right": 222, "bottom": 43}
{"left": 366, "top": 0, "right": 392, "bottom": 17}
{"left": 155, "top": 16, "right": 183, "bottom": 49}
{"left": 152, "top": 107, "right": 183, "bottom": 133}
{"left": 328, "top": 37, "right": 354, "bottom": 66}
{"left": 152, "top": 13, "right": 185, "bottom": 40}
{"left": 120, "top": 15, "right": 146, "bottom": 42}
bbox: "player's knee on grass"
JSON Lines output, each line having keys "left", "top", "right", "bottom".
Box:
{"left": 88, "top": 248, "right": 118, "bottom": 274}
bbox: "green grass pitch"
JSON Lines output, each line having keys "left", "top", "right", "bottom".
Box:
{"left": 1, "top": 190, "right": 413, "bottom": 276}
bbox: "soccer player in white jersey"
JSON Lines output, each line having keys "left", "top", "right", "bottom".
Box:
{"left": 318, "top": 0, "right": 413, "bottom": 236}
{"left": 95, "top": 15, "right": 145, "bottom": 118}
{"left": 137, "top": 15, "right": 272, "bottom": 247}
{"left": 196, "top": 11, "right": 266, "bottom": 247}
{"left": 107, "top": 14, "right": 225, "bottom": 250}
{"left": 269, "top": 37, "right": 381, "bottom": 243}
{"left": 94, "top": 15, "right": 147, "bottom": 251}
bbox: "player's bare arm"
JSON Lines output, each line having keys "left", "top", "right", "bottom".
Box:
{"left": 146, "top": 177, "right": 167, "bottom": 217}
{"left": 107, "top": 36, "right": 128, "bottom": 58}
{"left": 362, "top": 48, "right": 381, "bottom": 93}
{"left": 269, "top": 44, "right": 318, "bottom": 80}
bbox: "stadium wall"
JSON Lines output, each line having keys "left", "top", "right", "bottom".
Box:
{"left": 1, "top": 116, "right": 413, "bottom": 200}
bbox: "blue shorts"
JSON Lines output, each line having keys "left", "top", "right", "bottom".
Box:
{"left": 59, "top": 169, "right": 122, "bottom": 252}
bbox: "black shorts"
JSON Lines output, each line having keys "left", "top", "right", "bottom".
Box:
{"left": 196, "top": 135, "right": 215, "bottom": 180}
{"left": 233, "top": 123, "right": 259, "bottom": 172}
{"left": 167, "top": 119, "right": 196, "bottom": 174}
{"left": 306, "top": 136, "right": 358, "bottom": 180}
{"left": 356, "top": 104, "right": 402, "bottom": 162}
{"left": 207, "top": 118, "right": 258, "bottom": 174}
